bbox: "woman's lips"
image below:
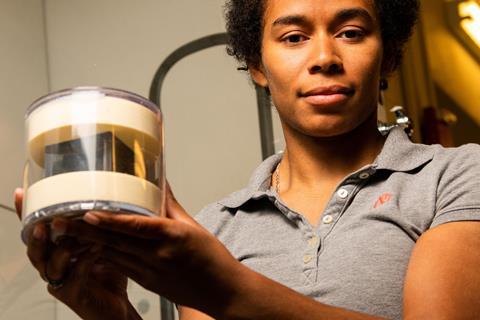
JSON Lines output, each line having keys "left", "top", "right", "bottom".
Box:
{"left": 302, "top": 93, "right": 350, "bottom": 106}
{"left": 300, "top": 85, "right": 354, "bottom": 106}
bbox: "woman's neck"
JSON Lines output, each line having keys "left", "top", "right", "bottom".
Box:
{"left": 277, "top": 113, "right": 386, "bottom": 193}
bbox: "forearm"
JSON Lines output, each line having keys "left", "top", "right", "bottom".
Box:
{"left": 214, "top": 264, "right": 383, "bottom": 320}
{"left": 76, "top": 302, "right": 142, "bottom": 320}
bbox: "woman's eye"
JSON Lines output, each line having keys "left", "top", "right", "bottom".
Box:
{"left": 283, "top": 34, "right": 307, "bottom": 44}
{"left": 339, "top": 30, "right": 364, "bottom": 39}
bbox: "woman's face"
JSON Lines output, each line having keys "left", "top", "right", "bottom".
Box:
{"left": 250, "top": 0, "right": 384, "bottom": 138}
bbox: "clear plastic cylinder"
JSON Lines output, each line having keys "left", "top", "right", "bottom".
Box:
{"left": 22, "top": 87, "right": 165, "bottom": 242}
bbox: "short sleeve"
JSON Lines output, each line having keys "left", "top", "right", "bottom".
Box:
{"left": 431, "top": 143, "right": 480, "bottom": 228}
{"left": 193, "top": 201, "right": 240, "bottom": 251}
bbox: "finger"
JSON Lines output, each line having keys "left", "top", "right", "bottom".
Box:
{"left": 165, "top": 181, "right": 199, "bottom": 227}
{"left": 82, "top": 210, "right": 174, "bottom": 240}
{"left": 27, "top": 223, "right": 49, "bottom": 280}
{"left": 45, "top": 240, "right": 74, "bottom": 283}
{"left": 50, "top": 222, "right": 95, "bottom": 256}
{"left": 14, "top": 188, "right": 23, "bottom": 220}
{"left": 48, "top": 246, "right": 100, "bottom": 299}
{"left": 65, "top": 218, "right": 154, "bottom": 255}
{"left": 102, "top": 249, "right": 150, "bottom": 291}
{"left": 89, "top": 260, "right": 128, "bottom": 291}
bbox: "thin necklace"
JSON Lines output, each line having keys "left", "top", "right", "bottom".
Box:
{"left": 274, "top": 163, "right": 280, "bottom": 193}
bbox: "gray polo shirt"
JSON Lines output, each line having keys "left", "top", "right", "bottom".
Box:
{"left": 195, "top": 127, "right": 480, "bottom": 319}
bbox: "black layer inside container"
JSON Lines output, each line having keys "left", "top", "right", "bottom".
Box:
{"left": 44, "top": 132, "right": 134, "bottom": 177}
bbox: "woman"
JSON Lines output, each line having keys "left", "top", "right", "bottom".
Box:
{"left": 16, "top": 0, "right": 480, "bottom": 319}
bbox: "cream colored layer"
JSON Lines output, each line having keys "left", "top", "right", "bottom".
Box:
{"left": 23, "top": 171, "right": 161, "bottom": 219}
{"left": 27, "top": 95, "right": 160, "bottom": 142}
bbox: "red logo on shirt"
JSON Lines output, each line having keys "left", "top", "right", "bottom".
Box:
{"left": 374, "top": 193, "right": 393, "bottom": 209}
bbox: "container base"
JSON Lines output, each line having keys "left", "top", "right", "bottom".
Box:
{"left": 21, "top": 200, "right": 156, "bottom": 244}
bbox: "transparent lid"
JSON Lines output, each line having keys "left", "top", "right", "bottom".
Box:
{"left": 26, "top": 86, "right": 160, "bottom": 118}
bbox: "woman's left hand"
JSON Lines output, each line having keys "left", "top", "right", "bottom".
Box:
{"left": 63, "top": 184, "right": 243, "bottom": 318}
{"left": 14, "top": 189, "right": 142, "bottom": 320}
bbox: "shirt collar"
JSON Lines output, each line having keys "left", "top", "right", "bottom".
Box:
{"left": 374, "top": 127, "right": 435, "bottom": 171}
{"left": 218, "top": 127, "right": 435, "bottom": 209}
{"left": 218, "top": 153, "right": 281, "bottom": 208}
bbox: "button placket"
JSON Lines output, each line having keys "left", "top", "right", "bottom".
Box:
{"left": 303, "top": 255, "right": 313, "bottom": 264}
{"left": 319, "top": 186, "right": 352, "bottom": 228}
{"left": 337, "top": 188, "right": 349, "bottom": 199}
{"left": 302, "top": 231, "right": 320, "bottom": 284}
{"left": 307, "top": 235, "right": 319, "bottom": 248}
{"left": 302, "top": 252, "right": 317, "bottom": 284}
{"left": 359, "top": 172, "right": 370, "bottom": 180}
{"left": 318, "top": 184, "right": 356, "bottom": 235}
{"left": 322, "top": 215, "right": 334, "bottom": 224}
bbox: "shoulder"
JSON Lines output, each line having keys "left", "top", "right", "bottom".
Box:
{"left": 431, "top": 143, "right": 480, "bottom": 167}
{"left": 429, "top": 143, "right": 480, "bottom": 185}
{"left": 194, "top": 200, "right": 229, "bottom": 235}
{"left": 377, "top": 128, "right": 479, "bottom": 175}
{"left": 427, "top": 143, "right": 480, "bottom": 227}
{"left": 194, "top": 153, "right": 281, "bottom": 236}
{"left": 398, "top": 141, "right": 480, "bottom": 181}
{"left": 194, "top": 188, "right": 249, "bottom": 237}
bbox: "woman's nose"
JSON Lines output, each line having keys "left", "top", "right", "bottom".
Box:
{"left": 308, "top": 35, "right": 343, "bottom": 74}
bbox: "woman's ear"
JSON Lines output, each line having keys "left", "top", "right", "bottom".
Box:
{"left": 248, "top": 64, "right": 269, "bottom": 88}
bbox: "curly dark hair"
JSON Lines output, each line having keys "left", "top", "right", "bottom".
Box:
{"left": 224, "top": 0, "right": 419, "bottom": 75}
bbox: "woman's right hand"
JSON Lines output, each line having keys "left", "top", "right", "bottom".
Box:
{"left": 14, "top": 188, "right": 142, "bottom": 320}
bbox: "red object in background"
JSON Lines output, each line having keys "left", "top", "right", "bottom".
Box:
{"left": 421, "top": 107, "right": 455, "bottom": 147}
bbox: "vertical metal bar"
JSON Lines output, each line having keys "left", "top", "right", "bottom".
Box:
{"left": 160, "top": 297, "right": 176, "bottom": 320}
{"left": 255, "top": 85, "right": 275, "bottom": 159}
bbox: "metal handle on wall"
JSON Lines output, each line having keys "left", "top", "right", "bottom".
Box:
{"left": 149, "top": 32, "right": 275, "bottom": 160}
{"left": 0, "top": 204, "right": 16, "bottom": 213}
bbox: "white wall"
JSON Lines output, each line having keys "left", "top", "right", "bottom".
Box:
{"left": 0, "top": 0, "right": 55, "bottom": 319}
{"left": 0, "top": 0, "right": 49, "bottom": 207}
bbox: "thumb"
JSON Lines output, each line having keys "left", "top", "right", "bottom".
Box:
{"left": 14, "top": 188, "right": 23, "bottom": 220}
{"left": 165, "top": 181, "right": 199, "bottom": 227}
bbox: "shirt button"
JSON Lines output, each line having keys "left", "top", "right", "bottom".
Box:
{"left": 359, "top": 172, "right": 370, "bottom": 179}
{"left": 337, "top": 188, "right": 349, "bottom": 199}
{"left": 308, "top": 236, "right": 318, "bottom": 248}
{"left": 322, "top": 215, "right": 334, "bottom": 224}
{"left": 303, "top": 255, "right": 313, "bottom": 264}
